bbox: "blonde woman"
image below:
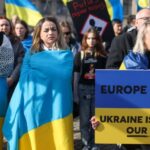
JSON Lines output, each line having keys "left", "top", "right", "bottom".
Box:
{"left": 3, "top": 17, "right": 74, "bottom": 150}
{"left": 120, "top": 20, "right": 150, "bottom": 70}
{"left": 119, "top": 20, "right": 150, "bottom": 150}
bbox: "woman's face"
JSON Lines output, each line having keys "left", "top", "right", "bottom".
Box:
{"left": 40, "top": 21, "right": 58, "bottom": 48}
{"left": 61, "top": 26, "right": 71, "bottom": 44}
{"left": 86, "top": 32, "right": 97, "bottom": 49}
{"left": 144, "top": 26, "right": 150, "bottom": 51}
{"left": 15, "top": 23, "right": 27, "bottom": 40}
{"left": 0, "top": 19, "right": 11, "bottom": 35}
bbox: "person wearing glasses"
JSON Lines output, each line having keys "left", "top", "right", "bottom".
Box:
{"left": 60, "top": 21, "right": 81, "bottom": 118}
{"left": 106, "top": 8, "right": 150, "bottom": 69}
{"left": 60, "top": 20, "right": 80, "bottom": 57}
{"left": 91, "top": 19, "right": 150, "bottom": 148}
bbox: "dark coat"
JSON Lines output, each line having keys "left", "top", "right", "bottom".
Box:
{"left": 106, "top": 29, "right": 137, "bottom": 69}
{"left": 0, "top": 32, "right": 3, "bottom": 46}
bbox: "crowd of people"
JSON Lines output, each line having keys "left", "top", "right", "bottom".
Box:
{"left": 0, "top": 7, "right": 150, "bottom": 150}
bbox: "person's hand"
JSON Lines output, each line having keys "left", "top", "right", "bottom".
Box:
{"left": 7, "top": 77, "right": 14, "bottom": 87}
{"left": 90, "top": 116, "right": 100, "bottom": 129}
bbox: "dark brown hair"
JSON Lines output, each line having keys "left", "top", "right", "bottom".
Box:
{"left": 81, "top": 27, "right": 106, "bottom": 57}
{"left": 15, "top": 20, "right": 29, "bottom": 39}
{"left": 0, "top": 16, "right": 20, "bottom": 44}
{"left": 0, "top": 16, "right": 13, "bottom": 36}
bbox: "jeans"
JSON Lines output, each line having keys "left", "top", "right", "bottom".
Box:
{"left": 79, "top": 84, "right": 121, "bottom": 150}
{"left": 79, "top": 84, "right": 95, "bottom": 147}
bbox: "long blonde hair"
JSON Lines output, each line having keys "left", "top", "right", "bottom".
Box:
{"left": 31, "top": 16, "right": 67, "bottom": 53}
{"left": 133, "top": 20, "right": 150, "bottom": 54}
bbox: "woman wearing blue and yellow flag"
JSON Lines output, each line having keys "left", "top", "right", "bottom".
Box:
{"left": 0, "top": 32, "right": 14, "bottom": 149}
{"left": 3, "top": 17, "right": 74, "bottom": 150}
{"left": 120, "top": 20, "right": 150, "bottom": 70}
{"left": 120, "top": 20, "right": 150, "bottom": 150}
{"left": 90, "top": 20, "right": 150, "bottom": 150}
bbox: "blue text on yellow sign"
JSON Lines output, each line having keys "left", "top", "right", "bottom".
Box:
{"left": 95, "top": 70, "right": 150, "bottom": 144}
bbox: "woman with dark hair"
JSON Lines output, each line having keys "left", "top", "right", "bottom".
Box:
{"left": 14, "top": 20, "right": 32, "bottom": 52}
{"left": 3, "top": 16, "right": 73, "bottom": 150}
{"left": 74, "top": 27, "right": 107, "bottom": 150}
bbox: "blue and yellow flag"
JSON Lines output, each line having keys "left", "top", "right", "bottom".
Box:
{"left": 136, "top": 0, "right": 150, "bottom": 10}
{"left": 5, "top": 0, "right": 43, "bottom": 26}
{"left": 120, "top": 51, "right": 149, "bottom": 70}
{"left": 3, "top": 50, "right": 74, "bottom": 150}
{"left": 105, "top": 0, "right": 123, "bottom": 21}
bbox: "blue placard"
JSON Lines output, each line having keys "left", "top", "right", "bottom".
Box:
{"left": 95, "top": 70, "right": 150, "bottom": 108}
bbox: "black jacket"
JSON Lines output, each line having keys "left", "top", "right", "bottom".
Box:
{"left": 0, "top": 32, "right": 4, "bottom": 46}
{"left": 106, "top": 29, "right": 137, "bottom": 69}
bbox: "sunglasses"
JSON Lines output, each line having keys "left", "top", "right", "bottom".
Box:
{"left": 63, "top": 32, "right": 71, "bottom": 35}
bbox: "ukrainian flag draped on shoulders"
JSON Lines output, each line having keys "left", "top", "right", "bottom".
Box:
{"left": 120, "top": 51, "right": 149, "bottom": 70}
{"left": 2, "top": 50, "right": 74, "bottom": 150}
{"left": 5, "top": 0, "right": 42, "bottom": 26}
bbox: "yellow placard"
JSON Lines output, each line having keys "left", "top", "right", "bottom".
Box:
{"left": 95, "top": 108, "right": 150, "bottom": 144}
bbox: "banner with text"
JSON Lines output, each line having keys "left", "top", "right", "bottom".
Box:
{"left": 67, "top": 0, "right": 114, "bottom": 42}
{"left": 95, "top": 70, "right": 150, "bottom": 144}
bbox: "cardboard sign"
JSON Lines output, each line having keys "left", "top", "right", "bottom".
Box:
{"left": 67, "top": 0, "right": 114, "bottom": 42}
{"left": 95, "top": 70, "right": 150, "bottom": 144}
